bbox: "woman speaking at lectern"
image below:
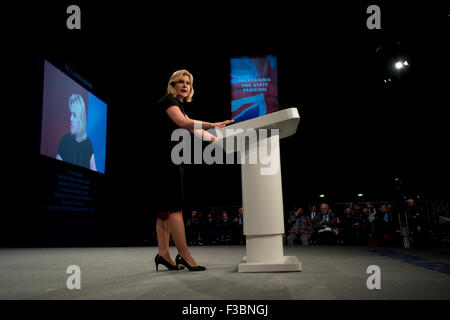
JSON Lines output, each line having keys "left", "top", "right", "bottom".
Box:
{"left": 153, "top": 69, "right": 234, "bottom": 271}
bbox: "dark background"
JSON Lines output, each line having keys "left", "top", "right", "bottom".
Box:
{"left": 2, "top": 1, "right": 448, "bottom": 246}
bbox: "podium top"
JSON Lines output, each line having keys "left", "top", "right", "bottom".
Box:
{"left": 216, "top": 107, "right": 300, "bottom": 138}
{"left": 214, "top": 107, "right": 300, "bottom": 153}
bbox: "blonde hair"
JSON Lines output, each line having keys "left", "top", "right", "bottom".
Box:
{"left": 68, "top": 94, "right": 87, "bottom": 141}
{"left": 167, "top": 69, "right": 194, "bottom": 102}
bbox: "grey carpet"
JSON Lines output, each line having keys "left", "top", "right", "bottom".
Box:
{"left": 1, "top": 245, "right": 449, "bottom": 300}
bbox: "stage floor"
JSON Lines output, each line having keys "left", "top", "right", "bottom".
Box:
{"left": 1, "top": 245, "right": 449, "bottom": 300}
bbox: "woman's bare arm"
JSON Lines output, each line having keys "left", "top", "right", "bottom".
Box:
{"left": 166, "top": 106, "right": 214, "bottom": 130}
{"left": 185, "top": 114, "right": 218, "bottom": 142}
{"left": 166, "top": 106, "right": 234, "bottom": 131}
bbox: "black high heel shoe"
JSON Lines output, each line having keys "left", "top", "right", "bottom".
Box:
{"left": 155, "top": 254, "right": 181, "bottom": 271}
{"left": 175, "top": 254, "right": 206, "bottom": 271}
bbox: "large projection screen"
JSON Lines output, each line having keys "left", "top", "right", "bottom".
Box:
{"left": 230, "top": 55, "right": 279, "bottom": 123}
{"left": 40, "top": 60, "right": 107, "bottom": 174}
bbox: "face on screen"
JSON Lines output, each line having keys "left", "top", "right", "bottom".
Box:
{"left": 70, "top": 106, "right": 81, "bottom": 137}
{"left": 174, "top": 75, "right": 191, "bottom": 100}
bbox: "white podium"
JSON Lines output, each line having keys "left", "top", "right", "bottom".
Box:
{"left": 215, "top": 108, "right": 302, "bottom": 272}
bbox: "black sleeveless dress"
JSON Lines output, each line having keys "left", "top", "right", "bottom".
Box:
{"left": 152, "top": 94, "right": 188, "bottom": 213}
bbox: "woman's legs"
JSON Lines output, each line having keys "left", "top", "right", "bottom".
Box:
{"left": 156, "top": 211, "right": 176, "bottom": 266}
{"left": 156, "top": 210, "right": 199, "bottom": 267}
{"left": 169, "top": 210, "right": 199, "bottom": 267}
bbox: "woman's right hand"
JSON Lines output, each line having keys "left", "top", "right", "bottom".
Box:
{"left": 213, "top": 120, "right": 235, "bottom": 128}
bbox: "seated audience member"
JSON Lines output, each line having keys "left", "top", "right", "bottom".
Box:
{"left": 390, "top": 202, "right": 406, "bottom": 247}
{"left": 364, "top": 205, "right": 378, "bottom": 247}
{"left": 404, "top": 198, "right": 427, "bottom": 248}
{"left": 330, "top": 207, "right": 343, "bottom": 244}
{"left": 310, "top": 205, "right": 319, "bottom": 221}
{"left": 287, "top": 207, "right": 313, "bottom": 245}
{"left": 367, "top": 202, "right": 377, "bottom": 224}
{"left": 196, "top": 211, "right": 206, "bottom": 245}
{"left": 351, "top": 203, "right": 369, "bottom": 246}
{"left": 310, "top": 205, "right": 321, "bottom": 245}
{"left": 342, "top": 207, "right": 354, "bottom": 245}
{"left": 203, "top": 211, "right": 219, "bottom": 245}
{"left": 232, "top": 208, "right": 245, "bottom": 244}
{"left": 219, "top": 211, "right": 233, "bottom": 243}
{"left": 316, "top": 203, "right": 339, "bottom": 245}
{"left": 377, "top": 204, "right": 395, "bottom": 246}
{"left": 185, "top": 210, "right": 200, "bottom": 245}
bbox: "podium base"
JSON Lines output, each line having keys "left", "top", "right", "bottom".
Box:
{"left": 238, "top": 255, "right": 302, "bottom": 273}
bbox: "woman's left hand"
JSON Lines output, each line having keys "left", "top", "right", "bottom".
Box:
{"left": 214, "top": 120, "right": 235, "bottom": 128}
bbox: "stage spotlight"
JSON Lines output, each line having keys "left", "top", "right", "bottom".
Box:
{"left": 395, "top": 61, "right": 404, "bottom": 69}
{"left": 357, "top": 193, "right": 364, "bottom": 197}
{"left": 404, "top": 60, "right": 409, "bottom": 66}
{"left": 319, "top": 194, "right": 325, "bottom": 198}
